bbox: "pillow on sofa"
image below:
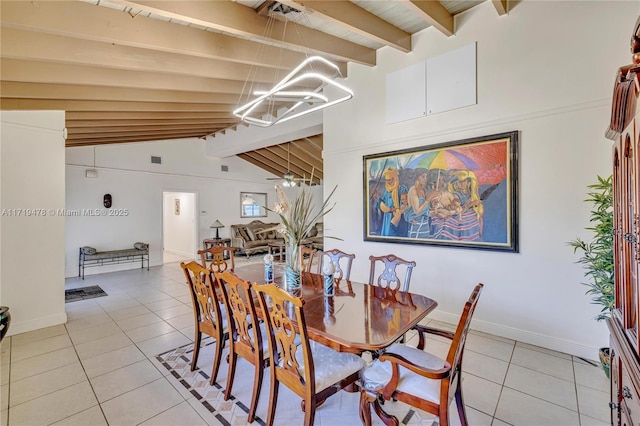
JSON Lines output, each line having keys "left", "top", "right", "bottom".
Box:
{"left": 238, "top": 227, "right": 251, "bottom": 243}
{"left": 82, "top": 246, "right": 97, "bottom": 255}
{"left": 266, "top": 229, "right": 277, "bottom": 239}
{"left": 254, "top": 228, "right": 266, "bottom": 240}
{"left": 307, "top": 225, "right": 318, "bottom": 238}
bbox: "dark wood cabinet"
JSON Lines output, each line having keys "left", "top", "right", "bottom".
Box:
{"left": 606, "top": 16, "right": 640, "bottom": 426}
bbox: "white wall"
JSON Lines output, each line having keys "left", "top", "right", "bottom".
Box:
{"left": 322, "top": 0, "right": 640, "bottom": 360}
{"left": 65, "top": 138, "right": 323, "bottom": 277}
{"left": 1, "top": 111, "right": 67, "bottom": 336}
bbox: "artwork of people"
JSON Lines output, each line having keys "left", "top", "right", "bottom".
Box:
{"left": 364, "top": 132, "right": 518, "bottom": 252}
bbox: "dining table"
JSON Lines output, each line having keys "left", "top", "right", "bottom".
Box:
{"left": 234, "top": 263, "right": 438, "bottom": 354}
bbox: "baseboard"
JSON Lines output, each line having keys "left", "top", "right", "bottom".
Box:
{"left": 163, "top": 248, "right": 193, "bottom": 258}
{"left": 430, "top": 311, "right": 601, "bottom": 362}
{"left": 7, "top": 312, "right": 68, "bottom": 337}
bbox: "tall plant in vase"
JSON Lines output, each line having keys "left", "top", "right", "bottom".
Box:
{"left": 271, "top": 184, "right": 337, "bottom": 289}
{"left": 568, "top": 175, "right": 614, "bottom": 377}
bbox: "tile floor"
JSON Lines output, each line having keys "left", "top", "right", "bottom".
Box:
{"left": 1, "top": 260, "right": 611, "bottom": 425}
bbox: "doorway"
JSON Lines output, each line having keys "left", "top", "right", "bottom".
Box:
{"left": 162, "top": 191, "right": 197, "bottom": 264}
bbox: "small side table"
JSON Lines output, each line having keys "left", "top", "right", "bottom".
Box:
{"left": 203, "top": 238, "right": 231, "bottom": 260}
{"left": 268, "top": 241, "right": 286, "bottom": 262}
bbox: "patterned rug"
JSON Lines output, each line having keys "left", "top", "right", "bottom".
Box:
{"left": 65, "top": 285, "right": 108, "bottom": 303}
{"left": 156, "top": 339, "right": 438, "bottom": 426}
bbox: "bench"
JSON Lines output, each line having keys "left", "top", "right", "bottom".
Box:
{"left": 79, "top": 243, "right": 149, "bottom": 279}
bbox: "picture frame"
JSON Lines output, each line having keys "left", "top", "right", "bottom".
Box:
{"left": 363, "top": 131, "right": 519, "bottom": 252}
{"left": 240, "top": 192, "right": 268, "bottom": 218}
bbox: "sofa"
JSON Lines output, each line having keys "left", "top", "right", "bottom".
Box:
{"left": 230, "top": 220, "right": 283, "bottom": 257}
{"left": 303, "top": 222, "right": 324, "bottom": 251}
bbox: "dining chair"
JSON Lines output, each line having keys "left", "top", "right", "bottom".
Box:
{"left": 180, "top": 261, "right": 228, "bottom": 386}
{"left": 198, "top": 246, "right": 235, "bottom": 273}
{"left": 214, "top": 270, "right": 269, "bottom": 423}
{"left": 317, "top": 248, "right": 355, "bottom": 280}
{"left": 254, "top": 283, "right": 366, "bottom": 426}
{"left": 300, "top": 245, "right": 317, "bottom": 272}
{"left": 359, "top": 283, "right": 484, "bottom": 426}
{"left": 368, "top": 254, "right": 416, "bottom": 292}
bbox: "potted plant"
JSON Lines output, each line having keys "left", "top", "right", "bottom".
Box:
{"left": 568, "top": 175, "right": 614, "bottom": 377}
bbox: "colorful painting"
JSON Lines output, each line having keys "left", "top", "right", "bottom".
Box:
{"left": 364, "top": 131, "right": 519, "bottom": 252}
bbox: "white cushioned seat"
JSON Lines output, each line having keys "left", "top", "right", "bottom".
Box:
{"left": 361, "top": 343, "right": 446, "bottom": 403}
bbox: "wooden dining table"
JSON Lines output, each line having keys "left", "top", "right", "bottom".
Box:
{"left": 234, "top": 263, "right": 438, "bottom": 354}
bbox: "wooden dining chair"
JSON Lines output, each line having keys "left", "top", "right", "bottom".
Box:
{"left": 359, "top": 283, "right": 484, "bottom": 426}
{"left": 317, "top": 248, "right": 355, "bottom": 280}
{"left": 198, "top": 246, "right": 235, "bottom": 273}
{"left": 254, "top": 283, "right": 366, "bottom": 426}
{"left": 180, "top": 261, "right": 228, "bottom": 386}
{"left": 300, "top": 245, "right": 317, "bottom": 272}
{"left": 368, "top": 254, "right": 416, "bottom": 292}
{"left": 214, "top": 270, "right": 269, "bottom": 424}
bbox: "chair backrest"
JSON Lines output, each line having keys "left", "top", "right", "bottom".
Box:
{"left": 446, "top": 283, "right": 483, "bottom": 385}
{"left": 181, "top": 261, "right": 224, "bottom": 334}
{"left": 300, "top": 246, "right": 317, "bottom": 273}
{"left": 198, "top": 246, "right": 235, "bottom": 273}
{"left": 318, "top": 249, "right": 355, "bottom": 280}
{"left": 368, "top": 254, "right": 416, "bottom": 292}
{"left": 214, "top": 270, "right": 263, "bottom": 357}
{"left": 254, "top": 283, "right": 315, "bottom": 398}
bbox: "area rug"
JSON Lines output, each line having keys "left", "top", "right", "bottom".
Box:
{"left": 64, "top": 285, "right": 108, "bottom": 303}
{"left": 156, "top": 339, "right": 435, "bottom": 426}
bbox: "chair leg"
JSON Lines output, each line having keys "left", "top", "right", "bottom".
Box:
{"left": 455, "top": 381, "right": 468, "bottom": 426}
{"left": 191, "top": 331, "right": 201, "bottom": 371}
{"left": 303, "top": 398, "right": 316, "bottom": 426}
{"left": 247, "top": 361, "right": 264, "bottom": 423}
{"left": 265, "top": 379, "right": 279, "bottom": 426}
{"left": 359, "top": 390, "right": 373, "bottom": 426}
{"left": 224, "top": 349, "right": 237, "bottom": 400}
{"left": 209, "top": 335, "right": 224, "bottom": 386}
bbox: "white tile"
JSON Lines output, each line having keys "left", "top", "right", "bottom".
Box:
{"left": 125, "top": 321, "right": 178, "bottom": 343}
{"left": 8, "top": 381, "right": 98, "bottom": 425}
{"left": 504, "top": 364, "right": 577, "bottom": 410}
{"left": 10, "top": 334, "right": 73, "bottom": 362}
{"left": 510, "top": 345, "right": 575, "bottom": 382}
{"left": 90, "top": 359, "right": 163, "bottom": 402}
{"left": 139, "top": 401, "right": 208, "bottom": 425}
{"left": 50, "top": 405, "right": 108, "bottom": 425}
{"left": 576, "top": 384, "right": 610, "bottom": 422}
{"left": 574, "top": 360, "right": 609, "bottom": 392}
{"left": 516, "top": 341, "right": 572, "bottom": 360}
{"left": 0, "top": 409, "right": 6, "bottom": 426}
{"left": 74, "top": 332, "right": 132, "bottom": 360}
{"left": 166, "top": 313, "right": 194, "bottom": 330}
{"left": 115, "top": 312, "right": 163, "bottom": 331}
{"left": 463, "top": 349, "right": 509, "bottom": 385}
{"left": 459, "top": 373, "right": 502, "bottom": 416}
{"left": 107, "top": 304, "right": 153, "bottom": 321}
{"left": 495, "top": 387, "right": 579, "bottom": 426}
{"left": 450, "top": 406, "right": 493, "bottom": 426}
{"left": 154, "top": 304, "right": 192, "bottom": 320}
{"left": 466, "top": 332, "right": 515, "bottom": 362}
{"left": 0, "top": 339, "right": 10, "bottom": 366}
{"left": 0, "top": 364, "right": 8, "bottom": 386}
{"left": 136, "top": 330, "right": 191, "bottom": 357}
{"left": 65, "top": 312, "right": 114, "bottom": 333}
{"left": 10, "top": 324, "right": 67, "bottom": 347}
{"left": 10, "top": 347, "right": 79, "bottom": 382}
{"left": 82, "top": 344, "right": 146, "bottom": 378}
{"left": 145, "top": 297, "right": 185, "bottom": 312}
{"left": 580, "top": 413, "right": 610, "bottom": 426}
{"left": 1, "top": 384, "right": 6, "bottom": 411}
{"left": 9, "top": 362, "right": 87, "bottom": 407}
{"left": 101, "top": 378, "right": 185, "bottom": 425}
{"left": 67, "top": 321, "right": 123, "bottom": 346}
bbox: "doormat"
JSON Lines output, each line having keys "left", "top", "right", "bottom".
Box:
{"left": 65, "top": 285, "right": 108, "bottom": 303}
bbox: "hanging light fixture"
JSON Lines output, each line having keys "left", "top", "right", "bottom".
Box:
{"left": 233, "top": 2, "right": 353, "bottom": 128}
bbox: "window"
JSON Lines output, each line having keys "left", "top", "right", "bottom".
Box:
{"left": 240, "top": 192, "right": 267, "bottom": 218}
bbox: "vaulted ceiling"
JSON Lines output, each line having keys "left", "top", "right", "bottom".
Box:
{"left": 0, "top": 0, "right": 509, "bottom": 182}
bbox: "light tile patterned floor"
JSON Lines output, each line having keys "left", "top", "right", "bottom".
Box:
{"left": 1, "top": 259, "right": 610, "bottom": 425}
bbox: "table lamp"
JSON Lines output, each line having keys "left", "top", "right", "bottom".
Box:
{"left": 210, "top": 220, "right": 224, "bottom": 239}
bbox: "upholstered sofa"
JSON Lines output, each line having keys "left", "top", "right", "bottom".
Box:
{"left": 230, "top": 220, "right": 283, "bottom": 257}
{"left": 303, "top": 222, "right": 324, "bottom": 250}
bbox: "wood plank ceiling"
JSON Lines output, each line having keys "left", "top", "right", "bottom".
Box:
{"left": 0, "top": 0, "right": 507, "bottom": 183}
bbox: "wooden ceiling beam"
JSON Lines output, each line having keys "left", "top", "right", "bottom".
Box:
{"left": 288, "top": 141, "right": 324, "bottom": 171}
{"left": 66, "top": 132, "right": 218, "bottom": 145}
{"left": 1, "top": 27, "right": 279, "bottom": 83}
{"left": 0, "top": 99, "right": 237, "bottom": 112}
{"left": 0, "top": 59, "right": 270, "bottom": 94}
{"left": 66, "top": 111, "right": 237, "bottom": 120}
{"left": 67, "top": 124, "right": 224, "bottom": 135}
{"left": 250, "top": 147, "right": 311, "bottom": 180}
{"left": 492, "top": 0, "right": 508, "bottom": 16}
{"left": 0, "top": 0, "right": 312, "bottom": 72}
{"left": 66, "top": 119, "right": 234, "bottom": 128}
{"left": 109, "top": 0, "right": 374, "bottom": 67}
{"left": 266, "top": 144, "right": 323, "bottom": 179}
{"left": 0, "top": 82, "right": 244, "bottom": 104}
{"left": 399, "top": 0, "right": 454, "bottom": 37}
{"left": 65, "top": 128, "right": 218, "bottom": 140}
{"left": 284, "top": 0, "right": 411, "bottom": 52}
{"left": 239, "top": 152, "right": 287, "bottom": 177}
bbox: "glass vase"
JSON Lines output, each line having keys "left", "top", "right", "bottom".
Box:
{"left": 285, "top": 243, "right": 302, "bottom": 289}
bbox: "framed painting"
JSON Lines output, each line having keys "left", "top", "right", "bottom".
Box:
{"left": 363, "top": 131, "right": 519, "bottom": 252}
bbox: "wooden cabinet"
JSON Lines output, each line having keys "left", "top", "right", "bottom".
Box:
{"left": 607, "top": 16, "right": 640, "bottom": 426}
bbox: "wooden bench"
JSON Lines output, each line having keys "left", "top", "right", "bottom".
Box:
{"left": 79, "top": 243, "right": 149, "bottom": 279}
